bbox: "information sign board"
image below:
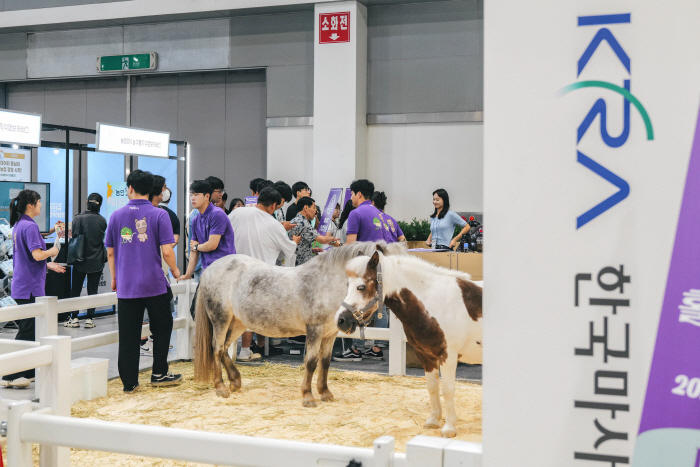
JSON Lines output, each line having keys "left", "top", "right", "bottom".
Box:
{"left": 96, "top": 123, "right": 170, "bottom": 159}
{"left": 319, "top": 12, "right": 350, "bottom": 44}
{"left": 0, "top": 109, "right": 42, "bottom": 147}
{"left": 0, "top": 149, "right": 30, "bottom": 182}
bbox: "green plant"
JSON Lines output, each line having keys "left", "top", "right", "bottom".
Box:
{"left": 398, "top": 218, "right": 432, "bottom": 241}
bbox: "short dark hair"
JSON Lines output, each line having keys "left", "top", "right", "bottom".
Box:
{"left": 430, "top": 188, "right": 450, "bottom": 219}
{"left": 249, "top": 178, "right": 264, "bottom": 192}
{"left": 150, "top": 175, "right": 166, "bottom": 201}
{"left": 229, "top": 197, "right": 244, "bottom": 211}
{"left": 190, "top": 180, "right": 213, "bottom": 201}
{"left": 338, "top": 199, "right": 355, "bottom": 229}
{"left": 273, "top": 181, "right": 292, "bottom": 203}
{"left": 292, "top": 181, "right": 309, "bottom": 199}
{"left": 257, "top": 187, "right": 282, "bottom": 207}
{"left": 255, "top": 179, "right": 274, "bottom": 194}
{"left": 296, "top": 196, "right": 315, "bottom": 211}
{"left": 350, "top": 179, "right": 374, "bottom": 200}
{"left": 127, "top": 169, "right": 154, "bottom": 197}
{"left": 204, "top": 176, "right": 224, "bottom": 191}
{"left": 371, "top": 191, "right": 387, "bottom": 211}
{"left": 87, "top": 192, "right": 103, "bottom": 213}
{"left": 222, "top": 192, "right": 228, "bottom": 202}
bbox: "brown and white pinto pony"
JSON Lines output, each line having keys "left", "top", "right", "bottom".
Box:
{"left": 336, "top": 249, "right": 483, "bottom": 438}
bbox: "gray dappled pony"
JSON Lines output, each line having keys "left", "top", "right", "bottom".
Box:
{"left": 194, "top": 241, "right": 407, "bottom": 406}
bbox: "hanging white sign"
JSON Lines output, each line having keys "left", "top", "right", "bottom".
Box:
{"left": 96, "top": 122, "right": 170, "bottom": 158}
{"left": 0, "top": 109, "right": 42, "bottom": 147}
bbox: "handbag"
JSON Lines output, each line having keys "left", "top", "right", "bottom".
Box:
{"left": 66, "top": 216, "right": 85, "bottom": 265}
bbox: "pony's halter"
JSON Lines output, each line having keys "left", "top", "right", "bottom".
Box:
{"left": 340, "top": 263, "right": 383, "bottom": 340}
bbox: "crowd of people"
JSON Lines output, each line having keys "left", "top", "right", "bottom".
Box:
{"left": 3, "top": 169, "right": 464, "bottom": 392}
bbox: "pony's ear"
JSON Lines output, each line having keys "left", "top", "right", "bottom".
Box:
{"left": 375, "top": 244, "right": 387, "bottom": 255}
{"left": 368, "top": 251, "right": 380, "bottom": 270}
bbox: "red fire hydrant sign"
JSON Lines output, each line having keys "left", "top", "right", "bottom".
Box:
{"left": 319, "top": 12, "right": 350, "bottom": 44}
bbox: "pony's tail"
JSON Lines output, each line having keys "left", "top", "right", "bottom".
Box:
{"left": 193, "top": 287, "right": 214, "bottom": 382}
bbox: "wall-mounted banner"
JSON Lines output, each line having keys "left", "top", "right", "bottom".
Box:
{"left": 0, "top": 109, "right": 42, "bottom": 147}
{"left": 96, "top": 123, "right": 170, "bottom": 158}
{"left": 106, "top": 181, "right": 128, "bottom": 221}
{"left": 317, "top": 188, "right": 342, "bottom": 236}
{"left": 484, "top": 3, "right": 700, "bottom": 467}
{"left": 0, "top": 149, "right": 30, "bottom": 182}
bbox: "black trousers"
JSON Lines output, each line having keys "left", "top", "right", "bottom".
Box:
{"left": 3, "top": 296, "right": 36, "bottom": 380}
{"left": 70, "top": 268, "right": 102, "bottom": 319}
{"left": 117, "top": 293, "right": 172, "bottom": 389}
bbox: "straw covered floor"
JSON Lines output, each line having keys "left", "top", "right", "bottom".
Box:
{"left": 65, "top": 361, "right": 481, "bottom": 466}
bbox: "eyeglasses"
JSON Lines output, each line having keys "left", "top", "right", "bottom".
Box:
{"left": 214, "top": 189, "right": 226, "bottom": 195}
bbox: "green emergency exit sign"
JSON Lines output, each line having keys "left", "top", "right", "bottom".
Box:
{"left": 97, "top": 53, "right": 157, "bottom": 72}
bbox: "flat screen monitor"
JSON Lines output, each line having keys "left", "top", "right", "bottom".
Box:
{"left": 0, "top": 181, "right": 51, "bottom": 233}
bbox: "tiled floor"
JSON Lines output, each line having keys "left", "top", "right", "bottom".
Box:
{"left": 0, "top": 314, "right": 482, "bottom": 401}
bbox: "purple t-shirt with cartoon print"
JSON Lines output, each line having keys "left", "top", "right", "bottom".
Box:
{"left": 105, "top": 199, "right": 174, "bottom": 299}
{"left": 12, "top": 214, "right": 47, "bottom": 299}
{"left": 191, "top": 203, "right": 236, "bottom": 270}
{"left": 346, "top": 200, "right": 404, "bottom": 243}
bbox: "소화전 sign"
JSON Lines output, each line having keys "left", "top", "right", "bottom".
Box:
{"left": 97, "top": 53, "right": 157, "bottom": 72}
{"left": 319, "top": 12, "right": 350, "bottom": 44}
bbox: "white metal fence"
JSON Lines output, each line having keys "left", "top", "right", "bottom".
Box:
{"left": 0, "top": 283, "right": 480, "bottom": 467}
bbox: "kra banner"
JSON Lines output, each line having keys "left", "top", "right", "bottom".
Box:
{"left": 484, "top": 2, "right": 700, "bottom": 466}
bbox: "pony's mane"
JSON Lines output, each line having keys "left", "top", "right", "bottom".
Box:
{"left": 305, "top": 241, "right": 407, "bottom": 269}
{"left": 346, "top": 252, "right": 472, "bottom": 282}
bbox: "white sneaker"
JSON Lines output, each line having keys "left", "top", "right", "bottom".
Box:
{"left": 0, "top": 377, "right": 31, "bottom": 388}
{"left": 83, "top": 319, "right": 95, "bottom": 328}
{"left": 64, "top": 318, "right": 79, "bottom": 328}
{"left": 140, "top": 340, "right": 153, "bottom": 355}
{"left": 237, "top": 348, "right": 261, "bottom": 361}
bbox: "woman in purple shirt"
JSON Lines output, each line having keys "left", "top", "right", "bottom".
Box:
{"left": 2, "top": 190, "right": 65, "bottom": 388}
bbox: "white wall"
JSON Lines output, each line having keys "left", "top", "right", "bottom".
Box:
{"left": 367, "top": 122, "right": 483, "bottom": 222}
{"left": 267, "top": 125, "right": 314, "bottom": 187}
{"left": 267, "top": 122, "right": 483, "bottom": 223}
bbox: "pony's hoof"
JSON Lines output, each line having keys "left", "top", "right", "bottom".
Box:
{"left": 424, "top": 416, "right": 440, "bottom": 429}
{"left": 302, "top": 400, "right": 317, "bottom": 408}
{"left": 216, "top": 387, "right": 231, "bottom": 398}
{"left": 441, "top": 428, "right": 457, "bottom": 438}
{"left": 230, "top": 382, "right": 241, "bottom": 393}
{"left": 320, "top": 392, "right": 334, "bottom": 402}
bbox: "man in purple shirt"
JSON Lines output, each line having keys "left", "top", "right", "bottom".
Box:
{"left": 106, "top": 170, "right": 182, "bottom": 393}
{"left": 179, "top": 179, "right": 236, "bottom": 273}
{"left": 345, "top": 179, "right": 404, "bottom": 244}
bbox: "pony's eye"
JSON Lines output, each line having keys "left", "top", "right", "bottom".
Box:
{"left": 357, "top": 285, "right": 366, "bottom": 291}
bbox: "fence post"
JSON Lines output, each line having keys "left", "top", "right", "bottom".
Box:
{"left": 373, "top": 436, "right": 395, "bottom": 467}
{"left": 38, "top": 335, "right": 71, "bottom": 467}
{"left": 176, "top": 280, "right": 194, "bottom": 360}
{"left": 388, "top": 311, "right": 406, "bottom": 376}
{"left": 34, "top": 296, "right": 58, "bottom": 411}
{"left": 6, "top": 400, "right": 33, "bottom": 467}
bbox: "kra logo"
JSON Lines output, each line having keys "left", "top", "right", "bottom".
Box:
{"left": 558, "top": 13, "right": 653, "bottom": 229}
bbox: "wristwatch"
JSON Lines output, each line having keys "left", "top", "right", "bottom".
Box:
{"left": 193, "top": 244, "right": 198, "bottom": 251}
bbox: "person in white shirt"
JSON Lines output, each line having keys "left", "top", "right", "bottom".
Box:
{"left": 229, "top": 187, "right": 300, "bottom": 266}
{"left": 229, "top": 187, "right": 301, "bottom": 355}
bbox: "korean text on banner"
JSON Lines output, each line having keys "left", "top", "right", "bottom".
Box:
{"left": 483, "top": 2, "right": 700, "bottom": 467}
{"left": 106, "top": 182, "right": 128, "bottom": 222}
{"left": 0, "top": 149, "right": 31, "bottom": 182}
{"left": 0, "top": 109, "right": 41, "bottom": 147}
{"left": 245, "top": 196, "right": 258, "bottom": 207}
{"left": 96, "top": 123, "right": 170, "bottom": 159}
{"left": 317, "top": 188, "right": 342, "bottom": 236}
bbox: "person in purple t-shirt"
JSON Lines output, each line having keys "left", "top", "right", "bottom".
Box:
{"left": 1, "top": 190, "right": 65, "bottom": 388}
{"left": 345, "top": 179, "right": 404, "bottom": 245}
{"left": 336, "top": 179, "right": 404, "bottom": 363}
{"left": 105, "top": 170, "right": 182, "bottom": 393}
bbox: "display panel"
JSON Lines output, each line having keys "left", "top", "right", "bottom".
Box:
{"left": 0, "top": 181, "right": 50, "bottom": 233}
